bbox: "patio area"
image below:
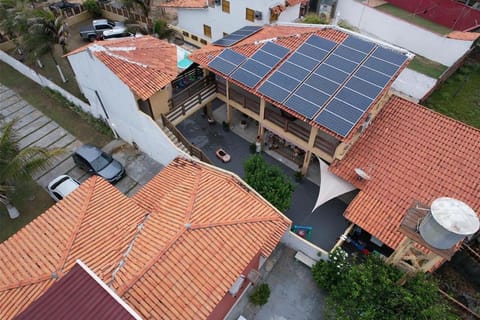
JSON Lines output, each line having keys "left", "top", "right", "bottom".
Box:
{"left": 226, "top": 244, "right": 327, "bottom": 320}
{"left": 176, "top": 99, "right": 352, "bottom": 251}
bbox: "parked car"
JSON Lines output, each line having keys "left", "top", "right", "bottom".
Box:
{"left": 48, "top": 1, "right": 80, "bottom": 11}
{"left": 79, "top": 19, "right": 127, "bottom": 42}
{"left": 47, "top": 175, "right": 80, "bottom": 202}
{"left": 72, "top": 144, "right": 125, "bottom": 183}
{"left": 101, "top": 31, "right": 135, "bottom": 40}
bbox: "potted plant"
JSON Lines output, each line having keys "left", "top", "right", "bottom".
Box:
{"left": 294, "top": 171, "right": 304, "bottom": 182}
{"left": 249, "top": 283, "right": 270, "bottom": 306}
{"left": 222, "top": 121, "right": 230, "bottom": 132}
{"left": 240, "top": 119, "right": 247, "bottom": 129}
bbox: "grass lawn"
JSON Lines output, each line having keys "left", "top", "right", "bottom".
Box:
{"left": 407, "top": 55, "right": 448, "bottom": 79}
{"left": 423, "top": 61, "right": 480, "bottom": 129}
{"left": 376, "top": 4, "right": 452, "bottom": 35}
{"left": 0, "top": 180, "right": 54, "bottom": 243}
{"left": 0, "top": 61, "right": 112, "bottom": 145}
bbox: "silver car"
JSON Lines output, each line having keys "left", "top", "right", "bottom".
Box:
{"left": 72, "top": 144, "right": 125, "bottom": 183}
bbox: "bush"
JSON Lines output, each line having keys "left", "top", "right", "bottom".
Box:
{"left": 249, "top": 283, "right": 270, "bottom": 306}
{"left": 83, "top": 0, "right": 101, "bottom": 18}
{"left": 302, "top": 13, "right": 329, "bottom": 24}
{"left": 244, "top": 155, "right": 294, "bottom": 212}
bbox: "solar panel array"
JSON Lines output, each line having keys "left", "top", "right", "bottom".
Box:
{"left": 257, "top": 35, "right": 407, "bottom": 137}
{"left": 208, "top": 49, "right": 247, "bottom": 75}
{"left": 212, "top": 26, "right": 263, "bottom": 47}
{"left": 230, "top": 42, "right": 290, "bottom": 88}
{"left": 209, "top": 32, "right": 408, "bottom": 138}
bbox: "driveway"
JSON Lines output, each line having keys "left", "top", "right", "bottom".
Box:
{"left": 227, "top": 244, "right": 327, "bottom": 320}
{"left": 0, "top": 84, "right": 162, "bottom": 197}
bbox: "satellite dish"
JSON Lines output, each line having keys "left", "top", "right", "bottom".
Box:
{"left": 354, "top": 168, "right": 370, "bottom": 180}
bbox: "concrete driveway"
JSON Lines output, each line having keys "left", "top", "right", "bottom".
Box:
{"left": 0, "top": 84, "right": 162, "bottom": 197}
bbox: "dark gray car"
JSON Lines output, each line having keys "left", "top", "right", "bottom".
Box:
{"left": 72, "top": 144, "right": 125, "bottom": 183}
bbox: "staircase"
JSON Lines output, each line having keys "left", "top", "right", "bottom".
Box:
{"left": 160, "top": 123, "right": 190, "bottom": 155}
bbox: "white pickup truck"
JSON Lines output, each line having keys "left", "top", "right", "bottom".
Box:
{"left": 79, "top": 19, "right": 127, "bottom": 42}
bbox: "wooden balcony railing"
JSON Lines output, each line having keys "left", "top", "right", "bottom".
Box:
{"left": 161, "top": 114, "right": 212, "bottom": 164}
{"left": 228, "top": 88, "right": 260, "bottom": 115}
{"left": 264, "top": 109, "right": 310, "bottom": 142}
{"left": 314, "top": 135, "right": 338, "bottom": 156}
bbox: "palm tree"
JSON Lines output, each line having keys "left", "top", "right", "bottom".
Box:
{"left": 0, "top": 119, "right": 64, "bottom": 218}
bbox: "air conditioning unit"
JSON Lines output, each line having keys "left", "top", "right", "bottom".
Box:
{"left": 255, "top": 11, "right": 263, "bottom": 20}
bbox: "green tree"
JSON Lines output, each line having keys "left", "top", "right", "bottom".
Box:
{"left": 83, "top": 0, "right": 101, "bottom": 18}
{"left": 152, "top": 19, "right": 174, "bottom": 39}
{"left": 0, "top": 120, "right": 63, "bottom": 218}
{"left": 312, "top": 251, "right": 456, "bottom": 320}
{"left": 243, "top": 155, "right": 294, "bottom": 212}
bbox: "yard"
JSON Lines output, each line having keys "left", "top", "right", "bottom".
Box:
{"left": 0, "top": 62, "right": 112, "bottom": 242}
{"left": 423, "top": 60, "right": 480, "bottom": 129}
{"left": 376, "top": 3, "right": 452, "bottom": 35}
{"left": 407, "top": 55, "right": 448, "bottom": 79}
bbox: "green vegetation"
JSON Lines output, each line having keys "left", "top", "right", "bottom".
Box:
{"left": 337, "top": 19, "right": 358, "bottom": 32}
{"left": 83, "top": 0, "right": 102, "bottom": 18}
{"left": 376, "top": 4, "right": 452, "bottom": 35}
{"left": 302, "top": 13, "right": 329, "bottom": 24}
{"left": 0, "top": 61, "right": 112, "bottom": 145}
{"left": 0, "top": 120, "right": 63, "bottom": 240}
{"left": 407, "top": 55, "right": 448, "bottom": 79}
{"left": 424, "top": 61, "right": 480, "bottom": 129}
{"left": 152, "top": 19, "right": 174, "bottom": 39}
{"left": 243, "top": 155, "right": 294, "bottom": 212}
{"left": 249, "top": 283, "right": 271, "bottom": 306}
{"left": 312, "top": 249, "right": 456, "bottom": 319}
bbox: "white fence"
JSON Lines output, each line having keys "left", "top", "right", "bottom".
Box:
{"left": 0, "top": 50, "right": 92, "bottom": 114}
{"left": 336, "top": 0, "right": 474, "bottom": 66}
{"left": 281, "top": 231, "right": 329, "bottom": 261}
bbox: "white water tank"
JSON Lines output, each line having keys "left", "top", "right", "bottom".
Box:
{"left": 419, "top": 197, "right": 479, "bottom": 250}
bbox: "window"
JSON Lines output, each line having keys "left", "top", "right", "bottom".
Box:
{"left": 191, "top": 35, "right": 198, "bottom": 41}
{"left": 246, "top": 8, "right": 255, "bottom": 22}
{"left": 203, "top": 24, "right": 212, "bottom": 38}
{"left": 222, "top": 0, "right": 230, "bottom": 13}
{"left": 182, "top": 31, "right": 189, "bottom": 37}
{"left": 200, "top": 39, "right": 207, "bottom": 45}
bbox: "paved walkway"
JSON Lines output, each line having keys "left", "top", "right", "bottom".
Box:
{"left": 0, "top": 84, "right": 162, "bottom": 197}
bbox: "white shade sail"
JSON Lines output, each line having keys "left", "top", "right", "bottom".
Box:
{"left": 313, "top": 157, "right": 356, "bottom": 212}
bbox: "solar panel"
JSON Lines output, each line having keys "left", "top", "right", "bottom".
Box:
{"left": 208, "top": 49, "right": 247, "bottom": 75}
{"left": 284, "top": 95, "right": 321, "bottom": 118}
{"left": 314, "top": 64, "right": 349, "bottom": 84}
{"left": 265, "top": 72, "right": 300, "bottom": 91}
{"left": 372, "top": 46, "right": 408, "bottom": 66}
{"left": 212, "top": 26, "right": 263, "bottom": 47}
{"left": 257, "top": 81, "right": 290, "bottom": 102}
{"left": 363, "top": 57, "right": 399, "bottom": 76}
{"left": 324, "top": 55, "right": 358, "bottom": 73}
{"left": 297, "top": 44, "right": 329, "bottom": 63}
{"left": 314, "top": 109, "right": 353, "bottom": 137}
{"left": 334, "top": 45, "right": 367, "bottom": 63}
{"left": 355, "top": 66, "right": 391, "bottom": 87}
{"left": 345, "top": 77, "right": 382, "bottom": 98}
{"left": 325, "top": 98, "right": 363, "bottom": 123}
{"left": 335, "top": 87, "right": 372, "bottom": 111}
{"left": 287, "top": 52, "right": 318, "bottom": 71}
{"left": 342, "top": 36, "right": 376, "bottom": 54}
{"left": 231, "top": 42, "right": 290, "bottom": 88}
{"left": 305, "top": 73, "right": 340, "bottom": 95}
{"left": 305, "top": 35, "right": 337, "bottom": 52}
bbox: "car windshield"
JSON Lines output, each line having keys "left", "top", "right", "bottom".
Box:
{"left": 90, "top": 153, "right": 112, "bottom": 171}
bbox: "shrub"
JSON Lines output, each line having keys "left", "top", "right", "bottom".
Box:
{"left": 302, "top": 13, "right": 329, "bottom": 24}
{"left": 249, "top": 283, "right": 270, "bottom": 306}
{"left": 83, "top": 0, "right": 101, "bottom": 18}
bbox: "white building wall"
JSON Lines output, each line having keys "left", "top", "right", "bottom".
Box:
{"left": 67, "top": 51, "right": 182, "bottom": 166}
{"left": 335, "top": 0, "right": 474, "bottom": 66}
{"left": 176, "top": 1, "right": 301, "bottom": 42}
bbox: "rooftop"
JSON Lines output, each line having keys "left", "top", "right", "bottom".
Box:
{"left": 190, "top": 25, "right": 412, "bottom": 140}
{"left": 0, "top": 158, "right": 290, "bottom": 319}
{"left": 330, "top": 95, "right": 480, "bottom": 249}
{"left": 15, "top": 261, "right": 141, "bottom": 320}
{"left": 158, "top": 0, "right": 207, "bottom": 8}
{"left": 67, "top": 36, "right": 180, "bottom": 100}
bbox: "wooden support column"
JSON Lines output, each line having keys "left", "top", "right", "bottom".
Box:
{"left": 420, "top": 254, "right": 443, "bottom": 272}
{"left": 386, "top": 237, "right": 413, "bottom": 265}
{"left": 205, "top": 102, "right": 213, "bottom": 119}
{"left": 300, "top": 126, "right": 319, "bottom": 175}
{"left": 258, "top": 98, "right": 266, "bottom": 137}
{"left": 226, "top": 81, "right": 232, "bottom": 124}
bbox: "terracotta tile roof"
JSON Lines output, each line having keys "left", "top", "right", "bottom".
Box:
{"left": 67, "top": 36, "right": 180, "bottom": 100}
{"left": 0, "top": 158, "right": 290, "bottom": 319}
{"left": 446, "top": 31, "right": 480, "bottom": 41}
{"left": 286, "top": 0, "right": 308, "bottom": 5}
{"left": 16, "top": 262, "right": 139, "bottom": 320}
{"left": 159, "top": 0, "right": 207, "bottom": 8}
{"left": 189, "top": 25, "right": 409, "bottom": 141}
{"left": 330, "top": 96, "right": 480, "bottom": 249}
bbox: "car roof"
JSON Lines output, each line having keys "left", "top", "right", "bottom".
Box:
{"left": 48, "top": 175, "right": 80, "bottom": 198}
{"left": 74, "top": 144, "right": 104, "bottom": 162}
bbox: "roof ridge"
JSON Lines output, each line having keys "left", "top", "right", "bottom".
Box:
{"left": 0, "top": 273, "right": 52, "bottom": 292}
{"left": 57, "top": 177, "right": 97, "bottom": 272}
{"left": 116, "top": 227, "right": 186, "bottom": 296}
{"left": 184, "top": 165, "right": 202, "bottom": 223}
